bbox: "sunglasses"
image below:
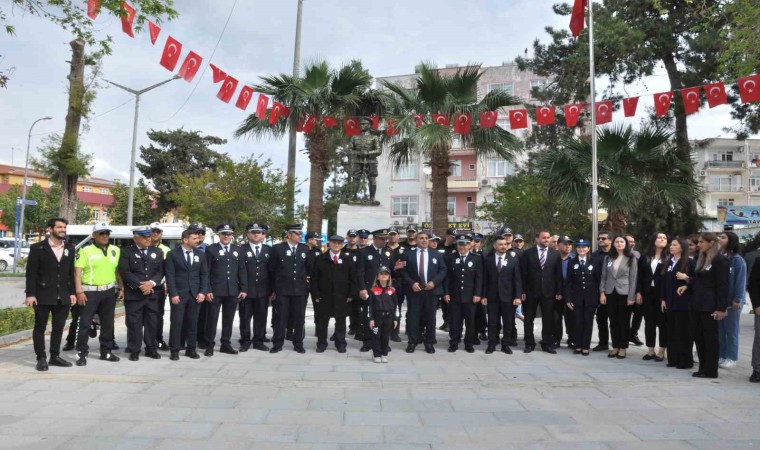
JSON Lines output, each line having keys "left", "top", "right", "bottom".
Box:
{"left": 97, "top": 231, "right": 111, "bottom": 236}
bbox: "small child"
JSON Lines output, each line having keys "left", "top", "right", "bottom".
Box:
{"left": 367, "top": 266, "right": 399, "bottom": 363}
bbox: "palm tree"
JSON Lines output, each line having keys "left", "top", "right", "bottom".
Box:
{"left": 380, "top": 62, "right": 522, "bottom": 236}
{"left": 235, "top": 60, "right": 373, "bottom": 233}
{"left": 534, "top": 124, "right": 701, "bottom": 233}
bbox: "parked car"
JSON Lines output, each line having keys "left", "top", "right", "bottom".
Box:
{"left": 0, "top": 238, "right": 30, "bottom": 257}
{"left": 0, "top": 248, "right": 14, "bottom": 272}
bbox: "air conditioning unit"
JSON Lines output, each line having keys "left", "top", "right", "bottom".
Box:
{"left": 699, "top": 170, "right": 707, "bottom": 177}
{"left": 393, "top": 220, "right": 401, "bottom": 226}
{"left": 406, "top": 216, "right": 417, "bottom": 223}
{"left": 737, "top": 146, "right": 745, "bottom": 153}
{"left": 481, "top": 179, "right": 490, "bottom": 186}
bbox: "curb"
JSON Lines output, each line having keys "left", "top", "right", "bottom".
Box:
{"left": 0, "top": 306, "right": 126, "bottom": 348}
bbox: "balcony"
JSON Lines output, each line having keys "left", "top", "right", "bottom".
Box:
{"left": 705, "top": 160, "right": 744, "bottom": 169}
{"left": 707, "top": 184, "right": 743, "bottom": 192}
{"left": 751, "top": 186, "right": 760, "bottom": 195}
{"left": 425, "top": 178, "right": 480, "bottom": 190}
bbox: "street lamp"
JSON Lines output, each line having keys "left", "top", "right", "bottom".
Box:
{"left": 15, "top": 116, "right": 52, "bottom": 273}
{"left": 104, "top": 76, "right": 180, "bottom": 226}
{"left": 286, "top": 0, "right": 305, "bottom": 220}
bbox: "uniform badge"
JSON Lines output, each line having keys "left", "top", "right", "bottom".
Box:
{"left": 587, "top": 265, "right": 593, "bottom": 270}
{"left": 368, "top": 255, "right": 373, "bottom": 261}
{"left": 233, "top": 251, "right": 238, "bottom": 257}
{"left": 574, "top": 264, "right": 579, "bottom": 270}
{"left": 219, "top": 250, "right": 225, "bottom": 256}
{"left": 399, "top": 248, "right": 404, "bottom": 254}
{"left": 75, "top": 253, "right": 80, "bottom": 260}
{"left": 150, "top": 253, "right": 156, "bottom": 259}
{"left": 353, "top": 256, "right": 357, "bottom": 262}
{"left": 337, "top": 259, "right": 343, "bottom": 264}
{"left": 455, "top": 258, "right": 461, "bottom": 264}
{"left": 286, "top": 250, "right": 292, "bottom": 256}
{"left": 432, "top": 259, "right": 438, "bottom": 265}
{"left": 247, "top": 251, "right": 253, "bottom": 257}
{"left": 385, "top": 251, "right": 391, "bottom": 257}
{"left": 705, "top": 264, "right": 712, "bottom": 271}
{"left": 64, "top": 249, "right": 69, "bottom": 257}
{"left": 607, "top": 261, "right": 613, "bottom": 267}
{"left": 194, "top": 255, "right": 200, "bottom": 262}
{"left": 510, "top": 251, "right": 515, "bottom": 257}
{"left": 667, "top": 265, "right": 673, "bottom": 272}
{"left": 467, "top": 261, "right": 473, "bottom": 267}
{"left": 111, "top": 249, "right": 116, "bottom": 257}
{"left": 301, "top": 252, "right": 306, "bottom": 259}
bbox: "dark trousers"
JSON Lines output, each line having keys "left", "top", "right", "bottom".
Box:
{"left": 155, "top": 289, "right": 167, "bottom": 343}
{"left": 372, "top": 311, "right": 394, "bottom": 357}
{"left": 643, "top": 290, "right": 667, "bottom": 348}
{"left": 573, "top": 304, "right": 597, "bottom": 350}
{"left": 607, "top": 291, "right": 631, "bottom": 349}
{"left": 196, "top": 301, "right": 209, "bottom": 345}
{"left": 563, "top": 304, "right": 575, "bottom": 345}
{"left": 272, "top": 295, "right": 306, "bottom": 348}
{"left": 474, "top": 303, "right": 487, "bottom": 334}
{"left": 33, "top": 300, "right": 71, "bottom": 359}
{"left": 523, "top": 294, "right": 554, "bottom": 346}
{"left": 239, "top": 296, "right": 269, "bottom": 346}
{"left": 630, "top": 303, "right": 644, "bottom": 338}
{"left": 693, "top": 311, "right": 719, "bottom": 377}
{"left": 551, "top": 299, "right": 565, "bottom": 345}
{"left": 76, "top": 288, "right": 116, "bottom": 356}
{"left": 667, "top": 310, "right": 693, "bottom": 368}
{"left": 125, "top": 298, "right": 158, "bottom": 353}
{"left": 393, "top": 279, "right": 404, "bottom": 336}
{"left": 170, "top": 296, "right": 200, "bottom": 352}
{"left": 487, "top": 300, "right": 516, "bottom": 347}
{"left": 316, "top": 313, "right": 346, "bottom": 348}
{"left": 596, "top": 304, "right": 609, "bottom": 345}
{"left": 449, "top": 301, "right": 476, "bottom": 347}
{"left": 361, "top": 300, "right": 372, "bottom": 343}
{"left": 441, "top": 299, "right": 449, "bottom": 325}
{"left": 348, "top": 298, "right": 361, "bottom": 332}
{"left": 64, "top": 303, "right": 82, "bottom": 345}
{"left": 205, "top": 295, "right": 238, "bottom": 347}
{"left": 406, "top": 291, "right": 437, "bottom": 345}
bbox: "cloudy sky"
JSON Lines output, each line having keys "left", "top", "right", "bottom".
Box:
{"left": 1, "top": 0, "right": 752, "bottom": 205}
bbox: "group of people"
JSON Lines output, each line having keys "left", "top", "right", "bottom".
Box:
{"left": 24, "top": 217, "right": 760, "bottom": 382}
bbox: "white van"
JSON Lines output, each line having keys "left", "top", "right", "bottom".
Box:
{"left": 66, "top": 223, "right": 217, "bottom": 251}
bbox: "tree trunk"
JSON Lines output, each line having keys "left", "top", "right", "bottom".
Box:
{"left": 430, "top": 146, "right": 451, "bottom": 237}
{"left": 603, "top": 209, "right": 628, "bottom": 234}
{"left": 58, "top": 39, "right": 86, "bottom": 223}
{"left": 306, "top": 128, "right": 327, "bottom": 234}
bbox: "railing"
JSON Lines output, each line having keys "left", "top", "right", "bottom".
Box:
{"left": 707, "top": 184, "right": 743, "bottom": 192}
{"left": 705, "top": 160, "right": 744, "bottom": 168}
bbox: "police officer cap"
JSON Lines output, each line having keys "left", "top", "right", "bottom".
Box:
{"left": 149, "top": 222, "right": 163, "bottom": 232}
{"left": 513, "top": 234, "right": 524, "bottom": 241}
{"left": 445, "top": 228, "right": 457, "bottom": 236}
{"left": 456, "top": 234, "right": 473, "bottom": 244}
{"left": 576, "top": 238, "right": 591, "bottom": 247}
{"left": 347, "top": 229, "right": 358, "bottom": 237}
{"left": 499, "top": 226, "right": 513, "bottom": 236}
{"left": 429, "top": 234, "right": 441, "bottom": 242}
{"left": 406, "top": 225, "right": 418, "bottom": 233}
{"left": 472, "top": 233, "right": 483, "bottom": 241}
{"left": 560, "top": 235, "right": 574, "bottom": 244}
{"left": 388, "top": 226, "right": 399, "bottom": 235}
{"left": 93, "top": 222, "right": 111, "bottom": 233}
{"left": 131, "top": 225, "right": 152, "bottom": 236}
{"left": 285, "top": 224, "right": 303, "bottom": 234}
{"left": 357, "top": 229, "right": 371, "bottom": 238}
{"left": 188, "top": 223, "right": 206, "bottom": 234}
{"left": 306, "top": 232, "right": 321, "bottom": 241}
{"left": 377, "top": 266, "right": 391, "bottom": 274}
{"left": 246, "top": 223, "right": 267, "bottom": 232}
{"left": 371, "top": 229, "right": 390, "bottom": 239}
{"left": 328, "top": 235, "right": 344, "bottom": 242}
{"left": 216, "top": 223, "right": 234, "bottom": 234}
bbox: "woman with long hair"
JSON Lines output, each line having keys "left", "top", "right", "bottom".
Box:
{"left": 600, "top": 235, "right": 638, "bottom": 359}
{"left": 637, "top": 232, "right": 669, "bottom": 361}
{"left": 717, "top": 231, "right": 747, "bottom": 369}
{"left": 661, "top": 238, "right": 696, "bottom": 369}
{"left": 691, "top": 232, "right": 730, "bottom": 378}
{"left": 687, "top": 234, "right": 700, "bottom": 259}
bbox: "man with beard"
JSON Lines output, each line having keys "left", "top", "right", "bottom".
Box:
{"left": 482, "top": 235, "right": 522, "bottom": 355}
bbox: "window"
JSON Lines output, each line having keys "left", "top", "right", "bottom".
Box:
{"left": 393, "top": 160, "right": 418, "bottom": 180}
{"left": 100, "top": 188, "right": 109, "bottom": 195}
{"left": 709, "top": 175, "right": 733, "bottom": 191}
{"left": 82, "top": 186, "right": 92, "bottom": 193}
{"left": 751, "top": 176, "right": 760, "bottom": 192}
{"left": 92, "top": 210, "right": 99, "bottom": 220}
{"left": 718, "top": 198, "right": 735, "bottom": 207}
{"left": 531, "top": 79, "right": 550, "bottom": 89}
{"left": 488, "top": 83, "right": 514, "bottom": 95}
{"left": 451, "top": 135, "right": 461, "bottom": 148}
{"left": 1, "top": 175, "right": 8, "bottom": 184}
{"left": 487, "top": 160, "right": 509, "bottom": 177}
{"left": 466, "top": 196, "right": 473, "bottom": 202}
{"left": 392, "top": 196, "right": 418, "bottom": 216}
{"left": 468, "top": 164, "right": 476, "bottom": 171}
{"left": 450, "top": 160, "right": 462, "bottom": 177}
{"left": 447, "top": 197, "right": 456, "bottom": 216}
{"left": 712, "top": 151, "right": 733, "bottom": 161}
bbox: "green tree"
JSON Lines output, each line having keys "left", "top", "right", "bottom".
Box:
{"left": 380, "top": 62, "right": 522, "bottom": 237}
{"left": 0, "top": 184, "right": 89, "bottom": 234}
{"left": 235, "top": 60, "right": 374, "bottom": 234}
{"left": 109, "top": 179, "right": 160, "bottom": 225}
{"left": 137, "top": 128, "right": 229, "bottom": 213}
{"left": 479, "top": 172, "right": 591, "bottom": 240}
{"left": 534, "top": 124, "right": 701, "bottom": 234}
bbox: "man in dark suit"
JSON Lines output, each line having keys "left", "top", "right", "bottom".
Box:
{"left": 204, "top": 224, "right": 247, "bottom": 356}
{"left": 165, "top": 229, "right": 209, "bottom": 360}
{"left": 268, "top": 224, "right": 312, "bottom": 353}
{"left": 482, "top": 235, "right": 522, "bottom": 355}
{"left": 400, "top": 231, "right": 447, "bottom": 354}
{"left": 118, "top": 225, "right": 165, "bottom": 361}
{"left": 520, "top": 230, "right": 564, "bottom": 354}
{"left": 25, "top": 217, "right": 77, "bottom": 371}
{"left": 239, "top": 223, "right": 272, "bottom": 352}
{"left": 357, "top": 229, "right": 394, "bottom": 352}
{"left": 443, "top": 235, "right": 483, "bottom": 353}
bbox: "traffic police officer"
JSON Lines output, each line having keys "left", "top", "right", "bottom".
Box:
{"left": 149, "top": 222, "right": 172, "bottom": 351}
{"left": 240, "top": 223, "right": 272, "bottom": 352}
{"left": 204, "top": 224, "right": 248, "bottom": 356}
{"left": 563, "top": 238, "right": 598, "bottom": 355}
{"left": 443, "top": 235, "right": 483, "bottom": 353}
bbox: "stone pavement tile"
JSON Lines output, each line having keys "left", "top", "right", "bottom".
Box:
{"left": 338, "top": 445, "right": 431, "bottom": 450}
{"left": 532, "top": 371, "right": 595, "bottom": 383}
{"left": 362, "top": 372, "right": 420, "bottom": 382}
{"left": 624, "top": 424, "right": 717, "bottom": 441}
{"left": 586, "top": 397, "right": 663, "bottom": 411}
{"left": 302, "top": 371, "right": 363, "bottom": 381}
{"left": 105, "top": 406, "right": 193, "bottom": 422}
{"left": 308, "top": 398, "right": 381, "bottom": 411}
{"left": 688, "top": 440, "right": 760, "bottom": 449}
{"left": 249, "top": 444, "right": 327, "bottom": 450}
{"left": 90, "top": 392, "right": 172, "bottom": 407}
{"left": 411, "top": 388, "right": 477, "bottom": 400}
{"left": 186, "top": 408, "right": 267, "bottom": 424}
{"left": 463, "top": 425, "right": 556, "bottom": 445}
{"left": 208, "top": 384, "right": 279, "bottom": 398}
{"left": 23, "top": 390, "right": 102, "bottom": 405}
{"left": 708, "top": 408, "right": 760, "bottom": 423}
{"left": 417, "top": 372, "right": 481, "bottom": 382}
{"left": 545, "top": 424, "right": 639, "bottom": 442}
{"left": 449, "top": 399, "right": 524, "bottom": 413}
{"left": 0, "top": 401, "right": 48, "bottom": 416}
{"left": 162, "top": 394, "right": 238, "bottom": 409}
{"left": 382, "top": 399, "right": 452, "bottom": 412}
{"left": 142, "top": 384, "right": 216, "bottom": 395}
{"left": 638, "top": 408, "right": 725, "bottom": 425}
{"left": 0, "top": 390, "right": 32, "bottom": 401}
{"left": 706, "top": 388, "right": 760, "bottom": 407}
{"left": 518, "top": 398, "right": 593, "bottom": 412}
{"left": 649, "top": 396, "right": 724, "bottom": 410}
{"left": 15, "top": 379, "right": 89, "bottom": 391}
{"left": 152, "top": 438, "right": 253, "bottom": 450}
{"left": 383, "top": 425, "right": 472, "bottom": 446}
{"left": 536, "top": 386, "right": 608, "bottom": 400}
{"left": 214, "top": 368, "right": 248, "bottom": 378}
{"left": 334, "top": 364, "right": 389, "bottom": 373}
{"left": 244, "top": 370, "right": 304, "bottom": 381}
{"left": 595, "top": 385, "right": 670, "bottom": 398}
{"left": 344, "top": 411, "right": 421, "bottom": 427}
{"left": 0, "top": 435, "right": 69, "bottom": 450}
{"left": 586, "top": 371, "right": 649, "bottom": 381}
{"left": 212, "top": 424, "right": 299, "bottom": 442}
{"left": 76, "top": 381, "right": 149, "bottom": 394}
{"left": 296, "top": 425, "right": 382, "bottom": 444}
{"left": 420, "top": 411, "right": 499, "bottom": 426}
{"left": 569, "top": 410, "right": 650, "bottom": 425}
{"left": 2, "top": 418, "right": 90, "bottom": 436}
{"left": 276, "top": 364, "right": 335, "bottom": 373}
{"left": 236, "top": 398, "right": 309, "bottom": 410}
{"left": 494, "top": 411, "right": 577, "bottom": 425}
{"left": 266, "top": 410, "right": 344, "bottom": 426}
{"left": 35, "top": 404, "right": 117, "bottom": 420}
{"left": 124, "top": 421, "right": 217, "bottom": 440}
{"left": 698, "top": 423, "right": 760, "bottom": 440}
{"left": 473, "top": 387, "right": 544, "bottom": 401}
{"left": 276, "top": 387, "right": 345, "bottom": 400}
{"left": 344, "top": 387, "right": 411, "bottom": 400}
{"left": 597, "top": 441, "right": 695, "bottom": 449}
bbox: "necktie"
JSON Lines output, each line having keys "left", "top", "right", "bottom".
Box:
{"left": 224, "top": 245, "right": 229, "bottom": 254}
{"left": 291, "top": 246, "right": 296, "bottom": 255}
{"left": 539, "top": 248, "right": 546, "bottom": 269}
{"left": 141, "top": 249, "right": 147, "bottom": 258}
{"left": 418, "top": 249, "right": 426, "bottom": 285}
{"left": 497, "top": 256, "right": 502, "bottom": 272}
{"left": 333, "top": 255, "right": 338, "bottom": 265}
{"left": 185, "top": 250, "right": 192, "bottom": 266}
{"left": 255, "top": 246, "right": 260, "bottom": 258}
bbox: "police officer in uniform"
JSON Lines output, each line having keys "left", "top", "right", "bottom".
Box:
{"left": 118, "top": 226, "right": 165, "bottom": 361}
{"left": 357, "top": 229, "right": 394, "bottom": 352}
{"left": 268, "top": 224, "right": 312, "bottom": 354}
{"left": 401, "top": 225, "right": 418, "bottom": 251}
{"left": 563, "top": 238, "right": 597, "bottom": 355}
{"left": 438, "top": 232, "right": 457, "bottom": 333}
{"left": 149, "top": 222, "right": 172, "bottom": 351}
{"left": 482, "top": 234, "right": 522, "bottom": 354}
{"left": 74, "top": 222, "right": 122, "bottom": 366}
{"left": 443, "top": 235, "right": 483, "bottom": 353}
{"left": 240, "top": 223, "right": 272, "bottom": 352}
{"left": 357, "top": 229, "right": 371, "bottom": 248}
{"left": 204, "top": 224, "right": 248, "bottom": 356}
{"left": 306, "top": 232, "right": 323, "bottom": 257}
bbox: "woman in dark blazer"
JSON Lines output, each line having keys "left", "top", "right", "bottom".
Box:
{"left": 600, "top": 235, "right": 638, "bottom": 359}
{"left": 660, "top": 238, "right": 696, "bottom": 369}
{"left": 637, "top": 232, "right": 669, "bottom": 361}
{"left": 690, "top": 232, "right": 730, "bottom": 378}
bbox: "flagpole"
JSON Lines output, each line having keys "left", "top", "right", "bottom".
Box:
{"left": 588, "top": 0, "right": 599, "bottom": 251}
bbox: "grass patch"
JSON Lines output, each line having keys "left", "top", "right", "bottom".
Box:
{"left": 0, "top": 272, "right": 25, "bottom": 278}
{"left": 0, "top": 307, "right": 36, "bottom": 336}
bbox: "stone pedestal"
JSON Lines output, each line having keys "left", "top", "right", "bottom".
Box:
{"left": 337, "top": 203, "right": 388, "bottom": 234}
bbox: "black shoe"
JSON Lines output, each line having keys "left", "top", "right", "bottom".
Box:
{"left": 269, "top": 347, "right": 282, "bottom": 354}
{"left": 111, "top": 342, "right": 120, "bottom": 350}
{"left": 316, "top": 346, "right": 326, "bottom": 353}
{"left": 524, "top": 345, "right": 535, "bottom": 354}
{"left": 197, "top": 342, "right": 208, "bottom": 350}
{"left": 406, "top": 344, "right": 416, "bottom": 353}
{"left": 185, "top": 351, "right": 200, "bottom": 359}
{"left": 438, "top": 323, "right": 449, "bottom": 332}
{"left": 541, "top": 345, "right": 557, "bottom": 354}
{"left": 129, "top": 353, "right": 139, "bottom": 361}
{"left": 36, "top": 358, "right": 48, "bottom": 371}
{"left": 501, "top": 345, "right": 513, "bottom": 355}
{"left": 100, "top": 353, "right": 121, "bottom": 362}
{"left": 62, "top": 342, "right": 75, "bottom": 352}
{"left": 478, "top": 332, "right": 488, "bottom": 341}
{"left": 76, "top": 355, "right": 87, "bottom": 366}
{"left": 204, "top": 348, "right": 214, "bottom": 357}
{"left": 253, "top": 343, "right": 269, "bottom": 351}
{"left": 157, "top": 341, "right": 169, "bottom": 351}
{"left": 573, "top": 349, "right": 583, "bottom": 355}
{"left": 239, "top": 343, "right": 250, "bottom": 353}
{"left": 592, "top": 344, "right": 609, "bottom": 352}
{"left": 629, "top": 336, "right": 644, "bottom": 346}
{"left": 143, "top": 351, "right": 159, "bottom": 360}
{"left": 170, "top": 351, "right": 179, "bottom": 360}
{"left": 485, "top": 346, "right": 495, "bottom": 354}
{"left": 448, "top": 345, "right": 457, "bottom": 353}
{"left": 692, "top": 371, "right": 717, "bottom": 379}
{"left": 293, "top": 346, "right": 306, "bottom": 354}
{"left": 360, "top": 344, "right": 372, "bottom": 353}
{"left": 424, "top": 344, "right": 435, "bottom": 354}
{"left": 337, "top": 346, "right": 347, "bottom": 354}
{"left": 219, "top": 345, "right": 238, "bottom": 355}
{"left": 390, "top": 333, "right": 402, "bottom": 342}
{"left": 654, "top": 355, "right": 665, "bottom": 362}
{"left": 465, "top": 346, "right": 475, "bottom": 353}
{"left": 643, "top": 354, "right": 655, "bottom": 360}
{"left": 48, "top": 355, "right": 73, "bottom": 367}
{"left": 750, "top": 371, "right": 760, "bottom": 383}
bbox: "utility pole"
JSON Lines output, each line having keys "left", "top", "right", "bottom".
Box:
{"left": 286, "top": 0, "right": 304, "bottom": 220}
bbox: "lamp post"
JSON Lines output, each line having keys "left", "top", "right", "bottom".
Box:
{"left": 104, "top": 76, "right": 179, "bottom": 226}
{"left": 286, "top": 0, "right": 304, "bottom": 220}
{"left": 15, "top": 116, "right": 52, "bottom": 273}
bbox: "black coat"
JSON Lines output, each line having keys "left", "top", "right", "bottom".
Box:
{"left": 25, "top": 238, "right": 76, "bottom": 304}
{"left": 692, "top": 255, "right": 730, "bottom": 312}
{"left": 268, "top": 241, "right": 311, "bottom": 296}
{"left": 482, "top": 250, "right": 522, "bottom": 302}
{"left": 444, "top": 252, "right": 484, "bottom": 302}
{"left": 205, "top": 242, "right": 247, "bottom": 297}
{"left": 661, "top": 257, "right": 696, "bottom": 312}
{"left": 241, "top": 242, "right": 272, "bottom": 298}
{"left": 637, "top": 254, "right": 665, "bottom": 297}
{"left": 368, "top": 287, "right": 400, "bottom": 321}
{"left": 520, "top": 246, "right": 563, "bottom": 299}
{"left": 400, "top": 247, "right": 447, "bottom": 296}
{"left": 563, "top": 256, "right": 599, "bottom": 307}
{"left": 310, "top": 252, "right": 357, "bottom": 318}
{"left": 749, "top": 256, "right": 760, "bottom": 310}
{"left": 118, "top": 244, "right": 165, "bottom": 301}
{"left": 357, "top": 245, "right": 394, "bottom": 292}
{"left": 164, "top": 246, "right": 209, "bottom": 299}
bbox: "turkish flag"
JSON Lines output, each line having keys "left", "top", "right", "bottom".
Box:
{"left": 564, "top": 104, "right": 582, "bottom": 127}
{"left": 87, "top": 0, "right": 100, "bottom": 19}
{"left": 120, "top": 2, "right": 136, "bottom": 38}
{"left": 269, "top": 102, "right": 287, "bottom": 125}
{"left": 323, "top": 116, "right": 338, "bottom": 128}
{"left": 298, "top": 115, "right": 317, "bottom": 134}
{"left": 280, "top": 105, "right": 291, "bottom": 119}
{"left": 570, "top": 0, "right": 587, "bottom": 38}
{"left": 654, "top": 91, "right": 674, "bottom": 116}
{"left": 148, "top": 21, "right": 161, "bottom": 45}
{"left": 623, "top": 97, "right": 639, "bottom": 117}
{"left": 595, "top": 100, "right": 613, "bottom": 124}
{"left": 680, "top": 87, "right": 701, "bottom": 115}
{"left": 235, "top": 85, "right": 254, "bottom": 111}
{"left": 209, "top": 64, "right": 227, "bottom": 84}
{"left": 738, "top": 74, "right": 760, "bottom": 104}
{"left": 704, "top": 82, "right": 728, "bottom": 108}
{"left": 386, "top": 119, "right": 399, "bottom": 136}
{"left": 177, "top": 51, "right": 203, "bottom": 82}
{"left": 216, "top": 76, "right": 238, "bottom": 103}
{"left": 432, "top": 114, "right": 450, "bottom": 126}
{"left": 159, "top": 36, "right": 182, "bottom": 72}
{"left": 453, "top": 113, "right": 472, "bottom": 135}
{"left": 412, "top": 114, "right": 423, "bottom": 127}
{"left": 369, "top": 115, "right": 380, "bottom": 130}
{"left": 344, "top": 118, "right": 361, "bottom": 136}
{"left": 479, "top": 111, "right": 498, "bottom": 128}
{"left": 535, "top": 106, "right": 555, "bottom": 126}
{"left": 509, "top": 109, "right": 528, "bottom": 129}
{"left": 255, "top": 94, "right": 268, "bottom": 120}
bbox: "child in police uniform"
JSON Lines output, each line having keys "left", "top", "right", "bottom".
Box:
{"left": 368, "top": 266, "right": 399, "bottom": 363}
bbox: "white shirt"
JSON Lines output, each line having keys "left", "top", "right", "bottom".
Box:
{"left": 650, "top": 257, "right": 661, "bottom": 286}
{"left": 495, "top": 253, "right": 506, "bottom": 267}
{"left": 248, "top": 242, "right": 261, "bottom": 255}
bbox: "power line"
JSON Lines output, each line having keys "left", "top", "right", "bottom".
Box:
{"left": 30, "top": 96, "right": 135, "bottom": 137}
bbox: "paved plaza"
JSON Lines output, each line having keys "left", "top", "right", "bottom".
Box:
{"left": 1, "top": 306, "right": 759, "bottom": 449}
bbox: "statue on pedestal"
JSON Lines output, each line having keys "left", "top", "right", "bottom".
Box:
{"left": 347, "top": 117, "right": 382, "bottom": 206}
